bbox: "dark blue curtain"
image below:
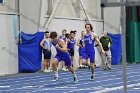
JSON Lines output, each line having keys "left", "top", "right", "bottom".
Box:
{"left": 18, "top": 32, "right": 44, "bottom": 73}
{"left": 107, "top": 33, "right": 122, "bottom": 65}
{"left": 0, "top": 0, "right": 3, "bottom": 3}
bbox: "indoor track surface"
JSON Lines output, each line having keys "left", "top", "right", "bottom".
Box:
{"left": 0, "top": 64, "right": 140, "bottom": 93}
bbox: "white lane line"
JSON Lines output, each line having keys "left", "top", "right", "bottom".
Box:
{"left": 0, "top": 80, "right": 137, "bottom": 93}
{"left": 67, "top": 71, "right": 140, "bottom": 87}
{"left": 0, "top": 67, "right": 140, "bottom": 91}
{"left": 0, "top": 86, "right": 10, "bottom": 88}
{"left": 133, "top": 88, "right": 140, "bottom": 90}
{"left": 0, "top": 65, "right": 139, "bottom": 92}
{"left": 0, "top": 75, "right": 121, "bottom": 92}
{"left": 0, "top": 68, "right": 140, "bottom": 88}
{"left": 67, "top": 79, "right": 140, "bottom": 93}
{"left": 25, "top": 81, "right": 140, "bottom": 93}
{"left": 0, "top": 65, "right": 138, "bottom": 82}
{"left": 0, "top": 64, "right": 138, "bottom": 83}
{"left": 0, "top": 66, "right": 139, "bottom": 85}
{"left": 66, "top": 75, "right": 140, "bottom": 93}
{"left": 11, "top": 73, "right": 140, "bottom": 93}
{"left": 0, "top": 70, "right": 87, "bottom": 83}
{"left": 91, "top": 83, "right": 140, "bottom": 93}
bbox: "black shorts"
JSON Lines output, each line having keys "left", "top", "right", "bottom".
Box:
{"left": 43, "top": 49, "right": 51, "bottom": 59}
{"left": 68, "top": 48, "right": 74, "bottom": 56}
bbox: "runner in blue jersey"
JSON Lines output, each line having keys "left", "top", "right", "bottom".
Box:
{"left": 59, "top": 29, "right": 67, "bottom": 43}
{"left": 77, "top": 31, "right": 85, "bottom": 69}
{"left": 50, "top": 31, "right": 78, "bottom": 83}
{"left": 67, "top": 31, "right": 76, "bottom": 67}
{"left": 59, "top": 29, "right": 67, "bottom": 71}
{"left": 82, "top": 23, "right": 105, "bottom": 80}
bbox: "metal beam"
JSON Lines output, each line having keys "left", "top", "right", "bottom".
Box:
{"left": 47, "top": 0, "right": 53, "bottom": 15}
{"left": 37, "top": 0, "right": 42, "bottom": 31}
{"left": 75, "top": 0, "right": 80, "bottom": 18}
{"left": 79, "top": 0, "right": 91, "bottom": 24}
{"left": 44, "top": 0, "right": 61, "bottom": 31}
{"left": 15, "top": 0, "right": 20, "bottom": 32}
{"left": 72, "top": 0, "right": 80, "bottom": 18}
{"left": 15, "top": 0, "right": 22, "bottom": 44}
{"left": 101, "top": 0, "right": 128, "bottom": 92}
{"left": 120, "top": 0, "right": 128, "bottom": 93}
{"left": 101, "top": 1, "right": 140, "bottom": 7}
{"left": 101, "top": 7, "right": 104, "bottom": 31}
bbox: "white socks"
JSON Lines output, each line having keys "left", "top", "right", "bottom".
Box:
{"left": 73, "top": 73, "right": 77, "bottom": 77}
{"left": 55, "top": 71, "right": 58, "bottom": 77}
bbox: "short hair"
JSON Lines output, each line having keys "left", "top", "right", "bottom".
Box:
{"left": 70, "top": 31, "right": 75, "bottom": 34}
{"left": 73, "top": 30, "right": 77, "bottom": 34}
{"left": 50, "top": 32, "right": 57, "bottom": 39}
{"left": 85, "top": 23, "right": 93, "bottom": 30}
{"left": 45, "top": 31, "right": 49, "bottom": 34}
{"left": 81, "top": 31, "right": 85, "bottom": 32}
{"left": 65, "top": 33, "right": 70, "bottom": 38}
{"left": 73, "top": 30, "right": 77, "bottom": 33}
{"left": 62, "top": 29, "right": 67, "bottom": 32}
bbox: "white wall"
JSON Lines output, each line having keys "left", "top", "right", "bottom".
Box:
{"left": 19, "top": 0, "right": 41, "bottom": 34}
{"left": 104, "top": 7, "right": 121, "bottom": 34}
{"left": 0, "top": 14, "right": 18, "bottom": 76}
{"left": 80, "top": 0, "right": 98, "bottom": 19}
{"left": 43, "top": 0, "right": 98, "bottom": 19}
{"left": 54, "top": 0, "right": 76, "bottom": 17}
{"left": 96, "top": 0, "right": 102, "bottom": 19}
{"left": 0, "top": 0, "right": 15, "bottom": 12}
{"left": 41, "top": 0, "right": 122, "bottom": 35}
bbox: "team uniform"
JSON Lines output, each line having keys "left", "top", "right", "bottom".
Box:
{"left": 59, "top": 35, "right": 67, "bottom": 43}
{"left": 52, "top": 39, "right": 71, "bottom": 67}
{"left": 43, "top": 38, "right": 52, "bottom": 59}
{"left": 52, "top": 38, "right": 78, "bottom": 83}
{"left": 67, "top": 38, "right": 76, "bottom": 56}
{"left": 82, "top": 34, "right": 95, "bottom": 63}
{"left": 78, "top": 37, "right": 85, "bottom": 57}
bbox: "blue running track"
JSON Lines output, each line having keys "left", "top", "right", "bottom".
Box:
{"left": 0, "top": 64, "right": 140, "bottom": 93}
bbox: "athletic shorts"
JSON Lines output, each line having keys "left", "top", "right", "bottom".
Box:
{"left": 43, "top": 49, "right": 51, "bottom": 59}
{"left": 79, "top": 48, "right": 85, "bottom": 57}
{"left": 82, "top": 51, "right": 95, "bottom": 63}
{"left": 68, "top": 48, "right": 74, "bottom": 56}
{"left": 54, "top": 52, "right": 71, "bottom": 67}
